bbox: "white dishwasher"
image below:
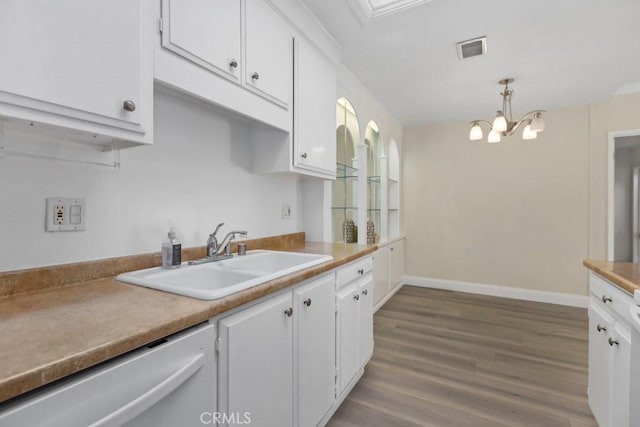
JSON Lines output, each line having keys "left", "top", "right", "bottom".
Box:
{"left": 630, "top": 292, "right": 640, "bottom": 427}
{"left": 0, "top": 322, "right": 216, "bottom": 427}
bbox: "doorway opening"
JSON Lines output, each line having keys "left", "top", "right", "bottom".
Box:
{"left": 609, "top": 131, "right": 640, "bottom": 261}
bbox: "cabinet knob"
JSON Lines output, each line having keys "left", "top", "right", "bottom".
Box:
{"left": 301, "top": 152, "right": 308, "bottom": 159}
{"left": 252, "top": 72, "right": 260, "bottom": 80}
{"left": 303, "top": 298, "right": 312, "bottom": 307}
{"left": 602, "top": 295, "right": 613, "bottom": 303}
{"left": 229, "top": 59, "right": 238, "bottom": 68}
{"left": 596, "top": 324, "right": 607, "bottom": 333}
{"left": 284, "top": 307, "right": 293, "bottom": 317}
{"left": 357, "top": 268, "right": 364, "bottom": 275}
{"left": 608, "top": 337, "right": 619, "bottom": 347}
{"left": 353, "top": 294, "right": 360, "bottom": 301}
{"left": 362, "top": 289, "right": 368, "bottom": 296}
{"left": 123, "top": 100, "right": 136, "bottom": 112}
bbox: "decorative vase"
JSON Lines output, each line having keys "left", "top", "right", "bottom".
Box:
{"left": 366, "top": 218, "right": 375, "bottom": 244}
{"left": 342, "top": 218, "right": 357, "bottom": 243}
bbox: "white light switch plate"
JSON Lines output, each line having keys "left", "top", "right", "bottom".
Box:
{"left": 281, "top": 202, "right": 293, "bottom": 219}
{"left": 45, "top": 198, "right": 86, "bottom": 232}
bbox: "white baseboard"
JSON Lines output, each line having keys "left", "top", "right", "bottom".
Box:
{"left": 403, "top": 275, "right": 589, "bottom": 308}
{"left": 373, "top": 282, "right": 404, "bottom": 313}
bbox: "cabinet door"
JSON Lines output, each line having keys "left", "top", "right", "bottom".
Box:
{"left": 373, "top": 246, "right": 389, "bottom": 306}
{"left": 245, "top": 0, "right": 292, "bottom": 108}
{"left": 218, "top": 293, "right": 293, "bottom": 427}
{"left": 293, "top": 37, "right": 336, "bottom": 176}
{"left": 389, "top": 239, "right": 404, "bottom": 290}
{"left": 611, "top": 322, "right": 631, "bottom": 427}
{"left": 588, "top": 301, "right": 614, "bottom": 427}
{"left": 161, "top": 0, "right": 241, "bottom": 83}
{"left": 358, "top": 277, "right": 374, "bottom": 368}
{"left": 294, "top": 275, "right": 336, "bottom": 427}
{"left": 337, "top": 283, "right": 359, "bottom": 394}
{"left": 0, "top": 0, "right": 151, "bottom": 138}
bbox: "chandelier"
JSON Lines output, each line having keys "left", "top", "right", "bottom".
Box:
{"left": 469, "top": 78, "right": 545, "bottom": 143}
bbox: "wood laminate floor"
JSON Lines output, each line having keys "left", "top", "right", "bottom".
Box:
{"left": 328, "top": 286, "right": 597, "bottom": 427}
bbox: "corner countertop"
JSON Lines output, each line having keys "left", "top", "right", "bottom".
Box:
{"left": 583, "top": 259, "right": 640, "bottom": 295}
{"left": 0, "top": 238, "right": 376, "bottom": 404}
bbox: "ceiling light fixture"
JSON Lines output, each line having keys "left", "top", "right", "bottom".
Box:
{"left": 469, "top": 78, "right": 545, "bottom": 143}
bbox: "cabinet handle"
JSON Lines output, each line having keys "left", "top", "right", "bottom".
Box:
{"left": 123, "top": 100, "right": 136, "bottom": 112}
{"left": 284, "top": 307, "right": 293, "bottom": 317}
{"left": 229, "top": 59, "right": 238, "bottom": 68}
{"left": 252, "top": 72, "right": 260, "bottom": 80}
{"left": 602, "top": 295, "right": 613, "bottom": 303}
{"left": 353, "top": 294, "right": 360, "bottom": 301}
{"left": 390, "top": 247, "right": 394, "bottom": 251}
{"left": 596, "top": 324, "right": 607, "bottom": 333}
{"left": 608, "top": 337, "right": 619, "bottom": 347}
{"left": 303, "top": 298, "right": 312, "bottom": 307}
{"left": 301, "top": 152, "right": 308, "bottom": 159}
{"left": 362, "top": 289, "right": 368, "bottom": 296}
{"left": 357, "top": 268, "right": 364, "bottom": 275}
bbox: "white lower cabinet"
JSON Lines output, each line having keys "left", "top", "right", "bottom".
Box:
{"left": 217, "top": 274, "right": 335, "bottom": 427}
{"left": 372, "top": 246, "right": 389, "bottom": 306}
{"left": 389, "top": 238, "right": 404, "bottom": 290}
{"left": 336, "top": 257, "right": 374, "bottom": 395}
{"left": 218, "top": 292, "right": 293, "bottom": 427}
{"left": 372, "top": 238, "right": 404, "bottom": 309}
{"left": 587, "top": 272, "right": 634, "bottom": 427}
{"left": 294, "top": 275, "right": 336, "bottom": 427}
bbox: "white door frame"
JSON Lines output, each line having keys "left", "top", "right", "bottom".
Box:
{"left": 607, "top": 129, "right": 640, "bottom": 261}
{"left": 633, "top": 167, "right": 640, "bottom": 263}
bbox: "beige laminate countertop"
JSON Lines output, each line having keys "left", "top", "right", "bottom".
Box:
{"left": 583, "top": 259, "right": 640, "bottom": 295}
{"left": 0, "top": 239, "right": 376, "bottom": 404}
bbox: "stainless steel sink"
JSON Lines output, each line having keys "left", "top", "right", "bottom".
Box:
{"left": 116, "top": 250, "right": 333, "bottom": 300}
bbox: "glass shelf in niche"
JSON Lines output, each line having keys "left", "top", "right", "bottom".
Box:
{"left": 367, "top": 176, "right": 381, "bottom": 184}
{"left": 337, "top": 162, "right": 358, "bottom": 178}
{"left": 332, "top": 206, "right": 358, "bottom": 210}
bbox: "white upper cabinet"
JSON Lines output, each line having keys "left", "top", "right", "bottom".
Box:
{"left": 0, "top": 0, "right": 153, "bottom": 146}
{"left": 244, "top": 0, "right": 293, "bottom": 108}
{"left": 293, "top": 37, "right": 337, "bottom": 177}
{"left": 155, "top": 0, "right": 292, "bottom": 130}
{"left": 160, "top": 0, "right": 241, "bottom": 83}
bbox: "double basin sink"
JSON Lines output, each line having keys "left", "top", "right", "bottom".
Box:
{"left": 116, "top": 250, "right": 333, "bottom": 300}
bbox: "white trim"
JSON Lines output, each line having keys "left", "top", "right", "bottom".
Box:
{"left": 403, "top": 275, "right": 589, "bottom": 308}
{"left": 347, "top": 0, "right": 433, "bottom": 23}
{"left": 607, "top": 129, "right": 640, "bottom": 261}
{"left": 373, "top": 283, "right": 404, "bottom": 313}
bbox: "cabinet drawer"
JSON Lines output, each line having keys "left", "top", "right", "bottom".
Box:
{"left": 590, "top": 272, "right": 633, "bottom": 325}
{"left": 337, "top": 257, "right": 373, "bottom": 288}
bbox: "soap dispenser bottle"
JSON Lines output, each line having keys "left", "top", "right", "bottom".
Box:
{"left": 162, "top": 228, "right": 182, "bottom": 269}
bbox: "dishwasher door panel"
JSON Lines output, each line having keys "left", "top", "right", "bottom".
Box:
{"left": 0, "top": 323, "right": 216, "bottom": 427}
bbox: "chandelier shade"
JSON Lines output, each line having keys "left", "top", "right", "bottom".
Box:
{"left": 469, "top": 78, "right": 545, "bottom": 143}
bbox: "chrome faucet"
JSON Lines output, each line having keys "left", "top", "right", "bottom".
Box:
{"left": 216, "top": 230, "right": 248, "bottom": 256}
{"left": 190, "top": 223, "right": 248, "bottom": 265}
{"left": 206, "top": 223, "right": 225, "bottom": 257}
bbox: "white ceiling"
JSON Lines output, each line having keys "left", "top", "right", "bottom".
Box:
{"left": 301, "top": 0, "right": 640, "bottom": 127}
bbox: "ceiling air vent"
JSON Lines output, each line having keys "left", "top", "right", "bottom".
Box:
{"left": 457, "top": 36, "right": 487, "bottom": 60}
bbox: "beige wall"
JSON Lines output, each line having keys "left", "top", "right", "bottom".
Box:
{"left": 403, "top": 93, "right": 640, "bottom": 296}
